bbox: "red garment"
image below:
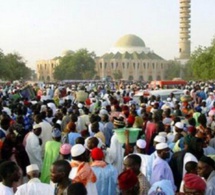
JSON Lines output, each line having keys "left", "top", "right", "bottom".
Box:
{"left": 118, "top": 169, "right": 138, "bottom": 190}
{"left": 91, "top": 147, "right": 104, "bottom": 160}
{"left": 127, "top": 115, "right": 135, "bottom": 126}
{"left": 145, "top": 122, "right": 157, "bottom": 153}
{"left": 184, "top": 173, "right": 206, "bottom": 191}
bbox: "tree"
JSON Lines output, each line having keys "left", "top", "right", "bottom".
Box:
{"left": 189, "top": 37, "right": 215, "bottom": 80}
{"left": 53, "top": 49, "right": 96, "bottom": 80}
{"left": 164, "top": 60, "right": 182, "bottom": 80}
{"left": 0, "top": 51, "right": 32, "bottom": 80}
{"left": 113, "top": 70, "right": 122, "bottom": 80}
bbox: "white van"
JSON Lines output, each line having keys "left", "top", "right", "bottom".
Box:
{"left": 133, "top": 89, "right": 184, "bottom": 104}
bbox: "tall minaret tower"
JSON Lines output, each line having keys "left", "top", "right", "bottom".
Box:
{"left": 179, "top": 0, "right": 191, "bottom": 60}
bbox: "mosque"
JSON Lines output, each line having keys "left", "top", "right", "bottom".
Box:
{"left": 36, "top": 0, "right": 191, "bottom": 82}
{"left": 36, "top": 34, "right": 166, "bottom": 82}
{"left": 94, "top": 34, "right": 166, "bottom": 81}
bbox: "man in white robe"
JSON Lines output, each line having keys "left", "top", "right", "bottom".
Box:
{"left": 150, "top": 143, "right": 176, "bottom": 192}
{"left": 15, "top": 164, "right": 54, "bottom": 195}
{"left": 25, "top": 124, "right": 43, "bottom": 170}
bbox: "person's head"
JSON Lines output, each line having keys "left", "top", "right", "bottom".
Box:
{"left": 184, "top": 173, "right": 206, "bottom": 195}
{"left": 197, "top": 156, "right": 215, "bottom": 179}
{"left": 67, "top": 182, "right": 87, "bottom": 195}
{"left": 185, "top": 161, "right": 198, "bottom": 174}
{"left": 33, "top": 124, "right": 42, "bottom": 136}
{"left": 60, "top": 144, "right": 72, "bottom": 159}
{"left": 0, "top": 161, "right": 21, "bottom": 186}
{"left": 118, "top": 169, "right": 139, "bottom": 195}
{"left": 26, "top": 164, "right": 40, "bottom": 180}
{"left": 91, "top": 147, "right": 104, "bottom": 161}
{"left": 71, "top": 144, "right": 88, "bottom": 162}
{"left": 190, "top": 137, "right": 204, "bottom": 154}
{"left": 0, "top": 117, "right": 10, "bottom": 130}
{"left": 87, "top": 137, "right": 99, "bottom": 150}
{"left": 136, "top": 139, "right": 146, "bottom": 154}
{"left": 70, "top": 114, "right": 78, "bottom": 123}
{"left": 91, "top": 122, "right": 99, "bottom": 133}
{"left": 198, "top": 114, "right": 207, "bottom": 127}
{"left": 101, "top": 114, "right": 109, "bottom": 122}
{"left": 52, "top": 128, "right": 62, "bottom": 141}
{"left": 175, "top": 122, "right": 184, "bottom": 133}
{"left": 156, "top": 143, "right": 170, "bottom": 160}
{"left": 123, "top": 154, "right": 141, "bottom": 175}
{"left": 50, "top": 160, "right": 71, "bottom": 184}
{"left": 153, "top": 135, "right": 166, "bottom": 146}
{"left": 75, "top": 137, "right": 85, "bottom": 145}
{"left": 34, "top": 114, "right": 42, "bottom": 123}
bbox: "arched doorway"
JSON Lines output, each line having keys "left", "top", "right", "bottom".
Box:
{"left": 139, "top": 75, "right": 143, "bottom": 81}
{"left": 128, "top": 75, "right": 133, "bottom": 81}
{"left": 47, "top": 76, "right": 50, "bottom": 81}
{"left": 148, "top": 75, "right": 153, "bottom": 81}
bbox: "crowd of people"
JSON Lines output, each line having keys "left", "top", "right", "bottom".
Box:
{"left": 0, "top": 80, "right": 215, "bottom": 195}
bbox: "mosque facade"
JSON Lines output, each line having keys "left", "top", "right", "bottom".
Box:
{"left": 36, "top": 34, "right": 167, "bottom": 82}
{"left": 95, "top": 34, "right": 167, "bottom": 81}
{"left": 36, "top": 59, "right": 59, "bottom": 81}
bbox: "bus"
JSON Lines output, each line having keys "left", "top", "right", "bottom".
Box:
{"left": 149, "top": 80, "right": 187, "bottom": 89}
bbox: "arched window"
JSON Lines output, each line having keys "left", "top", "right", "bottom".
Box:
{"left": 127, "top": 62, "right": 129, "bottom": 69}
{"left": 152, "top": 63, "right": 155, "bottom": 69}
{"left": 111, "top": 62, "right": 114, "bottom": 69}
{"left": 105, "top": 62, "right": 107, "bottom": 69}
{"left": 116, "top": 62, "right": 118, "bottom": 68}
{"left": 133, "top": 63, "right": 135, "bottom": 69}
{"left": 122, "top": 62, "right": 125, "bottom": 69}
{"left": 143, "top": 63, "right": 146, "bottom": 69}
{"left": 100, "top": 62, "right": 102, "bottom": 69}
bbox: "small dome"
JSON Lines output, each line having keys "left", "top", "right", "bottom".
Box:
{"left": 114, "top": 34, "right": 145, "bottom": 47}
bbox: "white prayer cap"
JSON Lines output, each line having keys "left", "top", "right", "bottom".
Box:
{"left": 26, "top": 164, "right": 39, "bottom": 173}
{"left": 156, "top": 143, "right": 169, "bottom": 150}
{"left": 175, "top": 122, "right": 184, "bottom": 129}
{"left": 56, "top": 120, "right": 62, "bottom": 125}
{"left": 209, "top": 92, "right": 214, "bottom": 95}
{"left": 71, "top": 144, "right": 86, "bottom": 157}
{"left": 154, "top": 135, "right": 166, "bottom": 143}
{"left": 99, "top": 109, "right": 109, "bottom": 116}
{"left": 33, "top": 124, "right": 41, "bottom": 129}
{"left": 167, "top": 97, "right": 171, "bottom": 102}
{"left": 78, "top": 103, "right": 83, "bottom": 109}
{"left": 136, "top": 139, "right": 146, "bottom": 149}
{"left": 159, "top": 132, "right": 167, "bottom": 137}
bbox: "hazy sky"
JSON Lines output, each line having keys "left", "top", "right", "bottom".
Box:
{"left": 0, "top": 0, "right": 215, "bottom": 70}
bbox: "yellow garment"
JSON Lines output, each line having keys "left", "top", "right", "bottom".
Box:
{"left": 94, "top": 132, "right": 106, "bottom": 144}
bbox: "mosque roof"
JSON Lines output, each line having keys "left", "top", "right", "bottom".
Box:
{"left": 101, "top": 51, "right": 164, "bottom": 60}
{"left": 114, "top": 34, "right": 145, "bottom": 47}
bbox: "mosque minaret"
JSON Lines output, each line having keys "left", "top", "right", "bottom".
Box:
{"left": 179, "top": 0, "right": 191, "bottom": 60}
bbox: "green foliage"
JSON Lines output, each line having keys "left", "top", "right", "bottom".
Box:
{"left": 113, "top": 70, "right": 123, "bottom": 80}
{"left": 53, "top": 49, "right": 96, "bottom": 80}
{"left": 0, "top": 51, "right": 32, "bottom": 80}
{"left": 164, "top": 60, "right": 181, "bottom": 80}
{"left": 189, "top": 37, "right": 215, "bottom": 80}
